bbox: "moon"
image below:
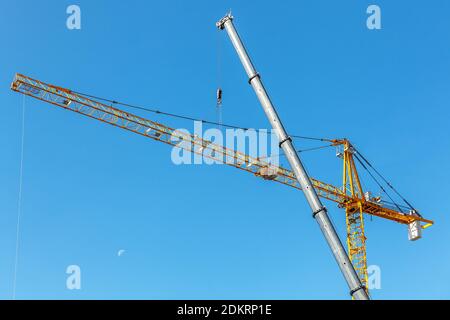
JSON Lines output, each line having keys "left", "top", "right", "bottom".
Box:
{"left": 117, "top": 249, "right": 126, "bottom": 257}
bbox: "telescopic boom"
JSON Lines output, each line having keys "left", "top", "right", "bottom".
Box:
{"left": 216, "top": 13, "right": 369, "bottom": 300}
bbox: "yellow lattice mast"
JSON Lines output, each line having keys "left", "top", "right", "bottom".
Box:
{"left": 337, "top": 139, "right": 369, "bottom": 293}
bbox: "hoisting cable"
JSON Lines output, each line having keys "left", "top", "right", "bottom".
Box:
{"left": 354, "top": 148, "right": 419, "bottom": 215}
{"left": 353, "top": 153, "right": 404, "bottom": 214}
{"left": 379, "top": 199, "right": 410, "bottom": 211}
{"left": 71, "top": 90, "right": 334, "bottom": 143}
{"left": 216, "top": 27, "right": 223, "bottom": 127}
{"left": 260, "top": 143, "right": 335, "bottom": 160}
{"left": 13, "top": 95, "right": 26, "bottom": 299}
{"left": 296, "top": 144, "right": 335, "bottom": 153}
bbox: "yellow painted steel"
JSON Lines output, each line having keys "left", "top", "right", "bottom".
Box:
{"left": 10, "top": 73, "right": 434, "bottom": 227}
{"left": 341, "top": 140, "right": 369, "bottom": 294}
{"left": 11, "top": 74, "right": 434, "bottom": 297}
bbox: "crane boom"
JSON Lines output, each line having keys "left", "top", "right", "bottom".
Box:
{"left": 11, "top": 72, "right": 433, "bottom": 298}
{"left": 216, "top": 13, "right": 370, "bottom": 300}
{"left": 11, "top": 73, "right": 432, "bottom": 226}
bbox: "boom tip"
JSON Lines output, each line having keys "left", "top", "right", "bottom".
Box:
{"left": 216, "top": 11, "right": 233, "bottom": 29}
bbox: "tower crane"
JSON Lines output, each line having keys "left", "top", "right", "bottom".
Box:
{"left": 11, "top": 72, "right": 433, "bottom": 299}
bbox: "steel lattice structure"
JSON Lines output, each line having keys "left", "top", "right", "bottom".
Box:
{"left": 11, "top": 73, "right": 434, "bottom": 295}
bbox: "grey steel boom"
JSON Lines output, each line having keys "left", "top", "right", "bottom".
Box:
{"left": 216, "top": 13, "right": 369, "bottom": 300}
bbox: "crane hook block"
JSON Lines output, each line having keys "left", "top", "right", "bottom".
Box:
{"left": 216, "top": 88, "right": 223, "bottom": 106}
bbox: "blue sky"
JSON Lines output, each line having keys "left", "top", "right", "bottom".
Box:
{"left": 1, "top": 0, "right": 449, "bottom": 299}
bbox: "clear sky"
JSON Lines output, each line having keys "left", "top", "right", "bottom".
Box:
{"left": 1, "top": 0, "right": 449, "bottom": 299}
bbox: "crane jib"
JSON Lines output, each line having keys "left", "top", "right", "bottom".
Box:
{"left": 10, "top": 66, "right": 434, "bottom": 300}
{"left": 10, "top": 73, "right": 433, "bottom": 229}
